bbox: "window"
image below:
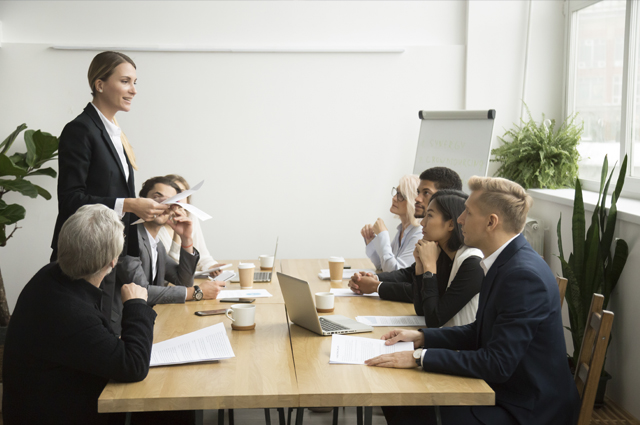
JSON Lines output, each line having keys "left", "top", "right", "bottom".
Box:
{"left": 567, "top": 0, "right": 640, "bottom": 192}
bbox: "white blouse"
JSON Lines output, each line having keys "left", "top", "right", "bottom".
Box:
{"left": 365, "top": 223, "right": 422, "bottom": 272}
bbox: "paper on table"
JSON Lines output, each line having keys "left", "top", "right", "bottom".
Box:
{"left": 318, "top": 269, "right": 375, "bottom": 280}
{"left": 217, "top": 289, "right": 273, "bottom": 299}
{"left": 330, "top": 288, "right": 379, "bottom": 298}
{"left": 195, "top": 270, "right": 236, "bottom": 282}
{"left": 150, "top": 322, "right": 234, "bottom": 367}
{"left": 329, "top": 334, "right": 414, "bottom": 365}
{"left": 356, "top": 316, "right": 426, "bottom": 327}
{"left": 131, "top": 180, "right": 211, "bottom": 224}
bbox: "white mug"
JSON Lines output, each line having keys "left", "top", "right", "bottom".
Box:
{"left": 259, "top": 255, "right": 275, "bottom": 270}
{"left": 315, "top": 292, "right": 335, "bottom": 313}
{"left": 225, "top": 304, "right": 256, "bottom": 329}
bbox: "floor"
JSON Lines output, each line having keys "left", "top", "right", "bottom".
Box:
{"left": 203, "top": 407, "right": 388, "bottom": 425}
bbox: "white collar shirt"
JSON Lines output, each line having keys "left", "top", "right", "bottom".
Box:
{"left": 91, "top": 103, "right": 130, "bottom": 182}
{"left": 145, "top": 227, "right": 160, "bottom": 282}
{"left": 480, "top": 234, "right": 520, "bottom": 276}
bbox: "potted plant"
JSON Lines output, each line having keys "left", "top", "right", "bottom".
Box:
{"left": 557, "top": 154, "right": 629, "bottom": 406}
{"left": 0, "top": 124, "right": 59, "bottom": 380}
{"left": 491, "top": 105, "right": 583, "bottom": 189}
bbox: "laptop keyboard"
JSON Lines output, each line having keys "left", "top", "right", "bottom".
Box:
{"left": 254, "top": 272, "right": 271, "bottom": 281}
{"left": 319, "top": 317, "right": 348, "bottom": 332}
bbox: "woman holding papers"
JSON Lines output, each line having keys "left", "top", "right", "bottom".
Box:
{"left": 411, "top": 189, "right": 483, "bottom": 327}
{"left": 158, "top": 174, "right": 221, "bottom": 273}
{"left": 361, "top": 174, "right": 422, "bottom": 272}
{"left": 51, "top": 51, "right": 167, "bottom": 261}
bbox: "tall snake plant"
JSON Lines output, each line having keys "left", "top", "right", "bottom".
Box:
{"left": 557, "top": 154, "right": 629, "bottom": 365}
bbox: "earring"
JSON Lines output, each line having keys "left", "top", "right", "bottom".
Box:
{"left": 98, "top": 89, "right": 103, "bottom": 93}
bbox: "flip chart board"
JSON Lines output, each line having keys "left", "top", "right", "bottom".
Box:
{"left": 413, "top": 110, "right": 496, "bottom": 191}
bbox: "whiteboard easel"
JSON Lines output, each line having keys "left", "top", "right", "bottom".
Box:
{"left": 413, "top": 110, "right": 496, "bottom": 191}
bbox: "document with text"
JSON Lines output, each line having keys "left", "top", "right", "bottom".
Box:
{"left": 355, "top": 316, "right": 426, "bottom": 327}
{"left": 330, "top": 288, "right": 379, "bottom": 297}
{"left": 217, "top": 289, "right": 273, "bottom": 299}
{"left": 150, "top": 322, "right": 235, "bottom": 367}
{"left": 329, "top": 334, "right": 414, "bottom": 365}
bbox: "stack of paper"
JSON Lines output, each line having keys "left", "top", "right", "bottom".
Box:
{"left": 330, "top": 288, "right": 379, "bottom": 298}
{"left": 318, "top": 269, "right": 375, "bottom": 280}
{"left": 150, "top": 322, "right": 235, "bottom": 367}
{"left": 216, "top": 289, "right": 273, "bottom": 299}
{"left": 329, "top": 334, "right": 414, "bottom": 365}
{"left": 355, "top": 316, "right": 425, "bottom": 327}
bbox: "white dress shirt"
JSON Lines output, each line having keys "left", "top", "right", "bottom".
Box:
{"left": 91, "top": 103, "right": 129, "bottom": 218}
{"left": 479, "top": 234, "right": 519, "bottom": 276}
{"left": 145, "top": 228, "right": 160, "bottom": 282}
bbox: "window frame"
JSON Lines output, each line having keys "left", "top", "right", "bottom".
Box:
{"left": 565, "top": 0, "right": 640, "bottom": 198}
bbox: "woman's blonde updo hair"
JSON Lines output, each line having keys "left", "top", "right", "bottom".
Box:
{"left": 87, "top": 51, "right": 139, "bottom": 170}
{"left": 397, "top": 174, "right": 421, "bottom": 227}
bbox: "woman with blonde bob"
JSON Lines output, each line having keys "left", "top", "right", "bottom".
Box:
{"left": 361, "top": 174, "right": 422, "bottom": 272}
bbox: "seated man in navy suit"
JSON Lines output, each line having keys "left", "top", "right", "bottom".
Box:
{"left": 366, "top": 176, "right": 580, "bottom": 425}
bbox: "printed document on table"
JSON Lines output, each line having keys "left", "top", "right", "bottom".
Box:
{"left": 330, "top": 288, "right": 379, "bottom": 298}
{"left": 356, "top": 316, "right": 426, "bottom": 327}
{"left": 318, "top": 269, "right": 375, "bottom": 280}
{"left": 217, "top": 289, "right": 273, "bottom": 299}
{"left": 150, "top": 322, "right": 234, "bottom": 367}
{"left": 329, "top": 334, "right": 414, "bottom": 365}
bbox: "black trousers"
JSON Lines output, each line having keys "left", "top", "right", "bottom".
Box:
{"left": 382, "top": 405, "right": 518, "bottom": 425}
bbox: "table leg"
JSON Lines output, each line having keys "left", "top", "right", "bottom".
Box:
{"left": 287, "top": 407, "right": 293, "bottom": 425}
{"left": 218, "top": 409, "right": 224, "bottom": 425}
{"left": 124, "top": 412, "right": 131, "bottom": 425}
{"left": 229, "top": 409, "right": 235, "bottom": 425}
{"left": 435, "top": 406, "right": 442, "bottom": 425}
{"left": 295, "top": 407, "right": 304, "bottom": 425}
{"left": 195, "top": 410, "right": 203, "bottom": 425}
{"left": 278, "top": 408, "right": 286, "bottom": 425}
{"left": 265, "top": 408, "right": 272, "bottom": 425}
{"left": 332, "top": 407, "right": 339, "bottom": 425}
{"left": 364, "top": 407, "right": 372, "bottom": 425}
{"left": 357, "top": 407, "right": 363, "bottom": 425}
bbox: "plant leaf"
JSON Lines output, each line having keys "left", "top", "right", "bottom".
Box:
{"left": 0, "top": 154, "right": 28, "bottom": 177}
{"left": 604, "top": 239, "right": 628, "bottom": 309}
{"left": 572, "top": 178, "right": 585, "bottom": 285}
{"left": 0, "top": 204, "right": 26, "bottom": 225}
{"left": 0, "top": 178, "right": 38, "bottom": 198}
{"left": 33, "top": 184, "right": 52, "bottom": 200}
{"left": 0, "top": 123, "right": 28, "bottom": 155}
{"left": 31, "top": 130, "right": 59, "bottom": 166}
{"left": 27, "top": 167, "right": 57, "bottom": 178}
{"left": 0, "top": 199, "right": 7, "bottom": 209}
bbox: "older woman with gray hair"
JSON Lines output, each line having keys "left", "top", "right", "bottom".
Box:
{"left": 2, "top": 204, "right": 156, "bottom": 425}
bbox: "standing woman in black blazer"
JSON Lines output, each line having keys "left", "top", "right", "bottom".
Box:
{"left": 51, "top": 51, "right": 168, "bottom": 324}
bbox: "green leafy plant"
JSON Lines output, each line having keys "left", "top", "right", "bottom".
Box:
{"left": 557, "top": 154, "right": 628, "bottom": 367}
{"left": 492, "top": 106, "right": 583, "bottom": 189}
{"left": 0, "top": 123, "right": 59, "bottom": 326}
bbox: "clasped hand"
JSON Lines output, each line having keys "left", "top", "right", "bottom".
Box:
{"left": 348, "top": 271, "right": 379, "bottom": 295}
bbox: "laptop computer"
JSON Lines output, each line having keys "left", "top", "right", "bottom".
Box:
{"left": 231, "top": 238, "right": 278, "bottom": 283}
{"left": 277, "top": 272, "right": 373, "bottom": 336}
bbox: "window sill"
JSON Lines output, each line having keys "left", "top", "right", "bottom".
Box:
{"left": 528, "top": 188, "right": 640, "bottom": 226}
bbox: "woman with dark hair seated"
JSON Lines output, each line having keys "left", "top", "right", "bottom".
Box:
{"left": 412, "top": 189, "right": 484, "bottom": 327}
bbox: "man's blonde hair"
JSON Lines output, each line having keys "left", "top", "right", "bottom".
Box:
{"left": 468, "top": 176, "right": 532, "bottom": 234}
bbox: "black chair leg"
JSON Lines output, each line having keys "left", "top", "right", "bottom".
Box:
{"left": 294, "top": 408, "right": 304, "bottom": 425}
{"left": 278, "top": 408, "right": 286, "bottom": 425}
{"left": 287, "top": 408, "right": 293, "bottom": 425}
{"left": 357, "top": 407, "right": 363, "bottom": 425}
{"left": 265, "top": 409, "right": 272, "bottom": 425}
{"left": 229, "top": 409, "right": 235, "bottom": 425}
{"left": 332, "top": 407, "right": 339, "bottom": 425}
{"left": 218, "top": 409, "right": 224, "bottom": 425}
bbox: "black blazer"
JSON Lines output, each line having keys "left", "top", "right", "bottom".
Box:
{"left": 51, "top": 103, "right": 138, "bottom": 258}
{"left": 419, "top": 235, "right": 580, "bottom": 425}
{"left": 2, "top": 263, "right": 156, "bottom": 425}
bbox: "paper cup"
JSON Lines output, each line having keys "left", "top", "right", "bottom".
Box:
{"left": 259, "top": 255, "right": 275, "bottom": 271}
{"left": 328, "top": 257, "right": 345, "bottom": 283}
{"left": 238, "top": 263, "right": 255, "bottom": 289}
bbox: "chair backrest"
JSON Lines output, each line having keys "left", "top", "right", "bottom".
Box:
{"left": 575, "top": 293, "right": 615, "bottom": 425}
{"left": 556, "top": 276, "right": 568, "bottom": 307}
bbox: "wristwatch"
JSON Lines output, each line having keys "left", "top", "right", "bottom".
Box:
{"left": 413, "top": 349, "right": 424, "bottom": 367}
{"left": 193, "top": 285, "right": 204, "bottom": 301}
{"left": 423, "top": 271, "right": 434, "bottom": 279}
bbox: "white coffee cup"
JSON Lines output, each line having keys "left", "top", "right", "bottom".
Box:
{"left": 226, "top": 304, "right": 256, "bottom": 330}
{"left": 315, "top": 292, "right": 335, "bottom": 313}
{"left": 238, "top": 263, "right": 255, "bottom": 289}
{"left": 328, "top": 256, "right": 345, "bottom": 283}
{"left": 259, "top": 255, "right": 275, "bottom": 271}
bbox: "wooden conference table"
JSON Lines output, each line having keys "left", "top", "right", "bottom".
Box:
{"left": 98, "top": 258, "right": 494, "bottom": 420}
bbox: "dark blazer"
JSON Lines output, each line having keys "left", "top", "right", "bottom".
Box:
{"left": 419, "top": 235, "right": 580, "bottom": 425}
{"left": 2, "top": 263, "right": 156, "bottom": 425}
{"left": 377, "top": 264, "right": 415, "bottom": 303}
{"left": 114, "top": 224, "right": 199, "bottom": 334}
{"left": 51, "top": 102, "right": 138, "bottom": 258}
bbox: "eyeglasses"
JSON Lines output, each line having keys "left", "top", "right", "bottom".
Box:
{"left": 391, "top": 187, "right": 406, "bottom": 202}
